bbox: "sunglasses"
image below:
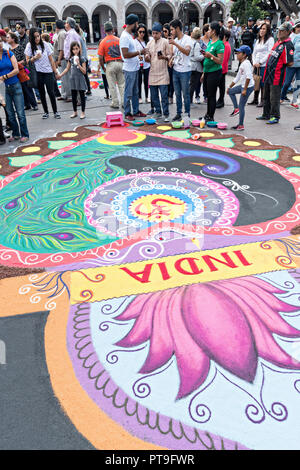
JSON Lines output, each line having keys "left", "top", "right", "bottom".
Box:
{"left": 163, "top": 30, "right": 168, "bottom": 33}
{"left": 138, "top": 30, "right": 145, "bottom": 34}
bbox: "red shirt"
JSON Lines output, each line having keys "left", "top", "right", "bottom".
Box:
{"left": 222, "top": 41, "right": 231, "bottom": 74}
{"left": 98, "top": 34, "right": 121, "bottom": 63}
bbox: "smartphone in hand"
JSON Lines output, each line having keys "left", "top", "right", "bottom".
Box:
{"left": 157, "top": 51, "right": 162, "bottom": 57}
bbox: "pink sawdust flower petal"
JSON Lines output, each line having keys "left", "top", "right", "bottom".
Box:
{"left": 214, "top": 282, "right": 300, "bottom": 369}
{"left": 220, "top": 280, "right": 300, "bottom": 337}
{"left": 116, "top": 291, "right": 161, "bottom": 347}
{"left": 167, "top": 287, "right": 210, "bottom": 400}
{"left": 140, "top": 290, "right": 175, "bottom": 374}
{"left": 183, "top": 284, "right": 257, "bottom": 382}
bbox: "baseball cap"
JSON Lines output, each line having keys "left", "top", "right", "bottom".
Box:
{"left": 278, "top": 22, "right": 293, "bottom": 32}
{"left": 235, "top": 45, "right": 252, "bottom": 56}
{"left": 248, "top": 17, "right": 255, "bottom": 22}
{"left": 104, "top": 21, "right": 113, "bottom": 32}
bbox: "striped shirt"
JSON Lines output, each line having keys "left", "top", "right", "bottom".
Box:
{"left": 25, "top": 41, "right": 53, "bottom": 73}
{"left": 147, "top": 37, "right": 171, "bottom": 86}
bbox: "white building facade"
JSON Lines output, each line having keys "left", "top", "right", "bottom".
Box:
{"left": 0, "top": 1, "right": 232, "bottom": 43}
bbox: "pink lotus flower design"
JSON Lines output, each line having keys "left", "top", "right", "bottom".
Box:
{"left": 116, "top": 276, "right": 300, "bottom": 399}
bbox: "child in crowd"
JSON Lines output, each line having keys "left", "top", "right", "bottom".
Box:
{"left": 58, "top": 41, "right": 87, "bottom": 119}
{"left": 227, "top": 45, "right": 254, "bottom": 131}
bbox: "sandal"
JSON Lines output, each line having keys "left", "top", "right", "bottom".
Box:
{"left": 8, "top": 136, "right": 20, "bottom": 142}
{"left": 70, "top": 113, "right": 78, "bottom": 118}
{"left": 80, "top": 113, "right": 86, "bottom": 119}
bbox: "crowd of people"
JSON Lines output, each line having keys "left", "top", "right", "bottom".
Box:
{"left": 0, "top": 12, "right": 300, "bottom": 145}
{"left": 0, "top": 17, "right": 91, "bottom": 144}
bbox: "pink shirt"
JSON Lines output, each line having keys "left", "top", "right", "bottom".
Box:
{"left": 222, "top": 41, "right": 231, "bottom": 74}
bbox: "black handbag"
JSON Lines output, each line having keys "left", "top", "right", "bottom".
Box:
{"left": 27, "top": 61, "right": 38, "bottom": 88}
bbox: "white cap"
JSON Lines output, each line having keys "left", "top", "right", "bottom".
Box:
{"left": 227, "top": 17, "right": 235, "bottom": 24}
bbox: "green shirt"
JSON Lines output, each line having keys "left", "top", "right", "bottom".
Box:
{"left": 203, "top": 39, "right": 225, "bottom": 73}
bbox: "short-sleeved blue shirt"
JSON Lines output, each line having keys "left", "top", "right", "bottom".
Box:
{"left": 0, "top": 50, "right": 19, "bottom": 86}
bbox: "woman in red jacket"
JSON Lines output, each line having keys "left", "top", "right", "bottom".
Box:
{"left": 216, "top": 28, "right": 231, "bottom": 108}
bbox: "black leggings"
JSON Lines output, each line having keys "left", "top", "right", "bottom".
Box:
{"left": 85, "top": 59, "right": 91, "bottom": 93}
{"left": 37, "top": 72, "right": 57, "bottom": 114}
{"left": 102, "top": 74, "right": 109, "bottom": 98}
{"left": 204, "top": 69, "right": 222, "bottom": 120}
{"left": 139, "top": 67, "right": 150, "bottom": 99}
{"left": 71, "top": 90, "right": 85, "bottom": 113}
{"left": 218, "top": 73, "right": 226, "bottom": 103}
{"left": 0, "top": 117, "right": 5, "bottom": 142}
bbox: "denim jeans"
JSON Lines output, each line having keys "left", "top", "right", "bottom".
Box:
{"left": 228, "top": 85, "right": 254, "bottom": 125}
{"left": 124, "top": 70, "right": 139, "bottom": 116}
{"left": 150, "top": 85, "right": 169, "bottom": 116}
{"left": 173, "top": 70, "right": 191, "bottom": 116}
{"left": 259, "top": 66, "right": 266, "bottom": 90}
{"left": 5, "top": 81, "right": 29, "bottom": 138}
{"left": 21, "top": 81, "right": 37, "bottom": 108}
{"left": 281, "top": 66, "right": 300, "bottom": 100}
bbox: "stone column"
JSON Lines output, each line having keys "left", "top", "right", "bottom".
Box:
{"left": 116, "top": 0, "right": 126, "bottom": 36}
{"left": 89, "top": 19, "right": 94, "bottom": 43}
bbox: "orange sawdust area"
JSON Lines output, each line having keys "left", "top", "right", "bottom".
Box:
{"left": 0, "top": 122, "right": 299, "bottom": 281}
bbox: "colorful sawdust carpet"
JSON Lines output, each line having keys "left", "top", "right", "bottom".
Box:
{"left": 1, "top": 123, "right": 300, "bottom": 450}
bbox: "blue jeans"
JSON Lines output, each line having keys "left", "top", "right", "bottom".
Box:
{"left": 173, "top": 70, "right": 191, "bottom": 116}
{"left": 259, "top": 66, "right": 266, "bottom": 90}
{"left": 281, "top": 66, "right": 300, "bottom": 100}
{"left": 124, "top": 70, "right": 139, "bottom": 116}
{"left": 228, "top": 85, "right": 254, "bottom": 125}
{"left": 5, "top": 81, "right": 29, "bottom": 138}
{"left": 150, "top": 85, "right": 169, "bottom": 116}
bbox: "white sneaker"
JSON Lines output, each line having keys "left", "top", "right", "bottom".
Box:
{"left": 195, "top": 97, "right": 201, "bottom": 104}
{"left": 163, "top": 116, "right": 170, "bottom": 122}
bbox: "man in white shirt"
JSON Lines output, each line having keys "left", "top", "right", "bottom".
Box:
{"left": 120, "top": 14, "right": 147, "bottom": 121}
{"left": 169, "top": 19, "right": 193, "bottom": 120}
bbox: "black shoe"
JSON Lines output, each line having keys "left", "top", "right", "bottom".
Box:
{"left": 295, "top": 124, "right": 300, "bottom": 130}
{"left": 172, "top": 114, "right": 182, "bottom": 121}
{"left": 216, "top": 102, "right": 224, "bottom": 108}
{"left": 147, "top": 109, "right": 155, "bottom": 115}
{"left": 204, "top": 114, "right": 213, "bottom": 122}
{"left": 248, "top": 100, "right": 258, "bottom": 105}
{"left": 32, "top": 106, "right": 38, "bottom": 111}
{"left": 24, "top": 106, "right": 31, "bottom": 110}
{"left": 256, "top": 116, "right": 269, "bottom": 120}
{"left": 86, "top": 91, "right": 92, "bottom": 95}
